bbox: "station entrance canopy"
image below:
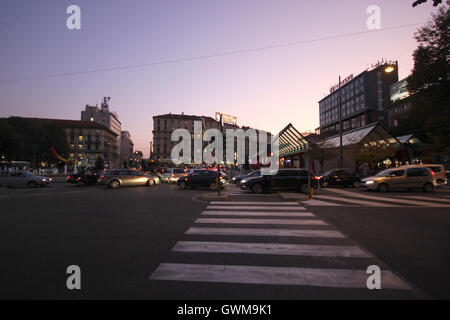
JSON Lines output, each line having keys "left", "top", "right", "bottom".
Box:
{"left": 277, "top": 123, "right": 311, "bottom": 157}
{"left": 319, "top": 123, "right": 399, "bottom": 149}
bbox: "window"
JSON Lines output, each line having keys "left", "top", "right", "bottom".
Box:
{"left": 407, "top": 168, "right": 427, "bottom": 177}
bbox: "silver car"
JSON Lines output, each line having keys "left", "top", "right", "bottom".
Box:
{"left": 361, "top": 166, "right": 436, "bottom": 192}
{"left": 101, "top": 169, "right": 159, "bottom": 189}
{"left": 0, "top": 171, "right": 52, "bottom": 188}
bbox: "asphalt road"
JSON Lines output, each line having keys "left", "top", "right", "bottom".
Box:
{"left": 0, "top": 182, "right": 448, "bottom": 299}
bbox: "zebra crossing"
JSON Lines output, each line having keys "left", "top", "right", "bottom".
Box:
{"left": 149, "top": 201, "right": 415, "bottom": 295}
{"left": 304, "top": 188, "right": 450, "bottom": 207}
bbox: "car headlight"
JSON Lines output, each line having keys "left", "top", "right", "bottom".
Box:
{"left": 365, "top": 181, "right": 375, "bottom": 185}
{"left": 232, "top": 177, "right": 236, "bottom": 181}
{"left": 241, "top": 179, "right": 247, "bottom": 184}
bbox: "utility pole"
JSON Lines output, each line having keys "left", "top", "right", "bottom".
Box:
{"left": 338, "top": 75, "right": 344, "bottom": 168}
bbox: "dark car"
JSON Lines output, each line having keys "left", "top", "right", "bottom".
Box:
{"left": 241, "top": 168, "right": 317, "bottom": 194}
{"left": 178, "top": 169, "right": 228, "bottom": 190}
{"left": 231, "top": 170, "right": 261, "bottom": 185}
{"left": 317, "top": 169, "right": 361, "bottom": 188}
{"left": 66, "top": 169, "right": 104, "bottom": 185}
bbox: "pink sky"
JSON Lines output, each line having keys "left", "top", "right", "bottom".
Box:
{"left": 0, "top": 0, "right": 441, "bottom": 157}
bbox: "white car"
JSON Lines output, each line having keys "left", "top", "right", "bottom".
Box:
{"left": 0, "top": 171, "right": 52, "bottom": 187}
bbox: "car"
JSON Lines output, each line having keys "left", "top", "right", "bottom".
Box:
{"left": 66, "top": 169, "right": 104, "bottom": 185}
{"left": 361, "top": 166, "right": 436, "bottom": 192}
{"left": 101, "top": 169, "right": 159, "bottom": 189}
{"left": 413, "top": 164, "right": 447, "bottom": 187}
{"left": 160, "top": 168, "right": 188, "bottom": 184}
{"left": 317, "top": 169, "right": 361, "bottom": 188}
{"left": 177, "top": 169, "right": 228, "bottom": 190}
{"left": 0, "top": 170, "right": 52, "bottom": 188}
{"left": 231, "top": 170, "right": 261, "bottom": 186}
{"left": 240, "top": 168, "right": 317, "bottom": 194}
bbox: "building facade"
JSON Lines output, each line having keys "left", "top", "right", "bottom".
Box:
{"left": 120, "top": 131, "right": 134, "bottom": 167}
{"left": 38, "top": 118, "right": 119, "bottom": 168}
{"left": 151, "top": 113, "right": 270, "bottom": 166}
{"left": 388, "top": 77, "right": 412, "bottom": 131}
{"left": 319, "top": 60, "right": 399, "bottom": 139}
{"left": 81, "top": 97, "right": 121, "bottom": 166}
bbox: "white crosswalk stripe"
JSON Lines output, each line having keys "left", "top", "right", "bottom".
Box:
{"left": 202, "top": 210, "right": 314, "bottom": 217}
{"left": 195, "top": 218, "right": 328, "bottom": 226}
{"left": 303, "top": 188, "right": 450, "bottom": 207}
{"left": 149, "top": 201, "right": 413, "bottom": 292}
{"left": 173, "top": 241, "right": 370, "bottom": 258}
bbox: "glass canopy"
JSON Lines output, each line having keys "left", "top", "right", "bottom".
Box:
{"left": 277, "top": 123, "right": 311, "bottom": 157}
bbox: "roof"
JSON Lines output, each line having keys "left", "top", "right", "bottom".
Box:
{"left": 319, "top": 123, "right": 398, "bottom": 148}
{"left": 396, "top": 134, "right": 421, "bottom": 144}
{"left": 277, "top": 123, "right": 311, "bottom": 157}
{"left": 153, "top": 113, "right": 203, "bottom": 121}
{"left": 22, "top": 117, "right": 118, "bottom": 136}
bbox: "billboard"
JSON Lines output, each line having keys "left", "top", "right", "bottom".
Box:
{"left": 390, "top": 78, "right": 410, "bottom": 102}
{"left": 215, "top": 112, "right": 237, "bottom": 126}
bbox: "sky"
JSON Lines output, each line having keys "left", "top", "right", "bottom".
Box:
{"left": 0, "top": 0, "right": 441, "bottom": 157}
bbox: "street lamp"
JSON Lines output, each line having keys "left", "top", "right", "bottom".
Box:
{"left": 384, "top": 66, "right": 395, "bottom": 73}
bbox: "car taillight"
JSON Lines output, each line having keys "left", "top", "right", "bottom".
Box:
{"left": 312, "top": 176, "right": 320, "bottom": 180}
{"left": 66, "top": 176, "right": 71, "bottom": 179}
{"left": 171, "top": 173, "right": 175, "bottom": 177}
{"left": 431, "top": 170, "right": 436, "bottom": 178}
{"left": 100, "top": 175, "right": 104, "bottom": 178}
{"left": 77, "top": 177, "right": 81, "bottom": 180}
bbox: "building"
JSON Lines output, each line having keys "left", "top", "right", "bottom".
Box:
{"left": 151, "top": 113, "right": 270, "bottom": 166}
{"left": 25, "top": 118, "right": 119, "bottom": 168}
{"left": 388, "top": 77, "right": 412, "bottom": 131}
{"left": 120, "top": 131, "right": 134, "bottom": 167}
{"left": 319, "top": 60, "right": 399, "bottom": 139}
{"left": 81, "top": 97, "right": 121, "bottom": 166}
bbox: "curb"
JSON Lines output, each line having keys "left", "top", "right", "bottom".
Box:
{"left": 198, "top": 192, "right": 230, "bottom": 201}
{"left": 278, "top": 192, "right": 310, "bottom": 202}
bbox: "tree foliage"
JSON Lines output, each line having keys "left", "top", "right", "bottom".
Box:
{"left": 0, "top": 117, "right": 68, "bottom": 167}
{"left": 413, "top": 0, "right": 444, "bottom": 7}
{"left": 405, "top": 5, "right": 450, "bottom": 161}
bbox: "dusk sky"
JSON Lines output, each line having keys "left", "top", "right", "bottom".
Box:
{"left": 0, "top": 0, "right": 440, "bottom": 156}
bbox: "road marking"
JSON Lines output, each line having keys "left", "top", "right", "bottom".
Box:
{"left": 397, "top": 195, "right": 450, "bottom": 203}
{"left": 325, "top": 188, "right": 450, "bottom": 207}
{"left": 186, "top": 227, "right": 345, "bottom": 238}
{"left": 150, "top": 263, "right": 411, "bottom": 289}
{"left": 173, "top": 241, "right": 370, "bottom": 258}
{"left": 303, "top": 199, "right": 344, "bottom": 206}
{"left": 195, "top": 218, "right": 327, "bottom": 226}
{"left": 206, "top": 205, "right": 305, "bottom": 210}
{"left": 210, "top": 201, "right": 299, "bottom": 205}
{"left": 202, "top": 210, "right": 315, "bottom": 217}
{"left": 315, "top": 195, "right": 401, "bottom": 207}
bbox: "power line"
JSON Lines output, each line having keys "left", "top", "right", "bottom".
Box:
{"left": 0, "top": 22, "right": 425, "bottom": 84}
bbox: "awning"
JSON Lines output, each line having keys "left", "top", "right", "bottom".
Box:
{"left": 277, "top": 123, "right": 311, "bottom": 157}
{"left": 319, "top": 123, "right": 399, "bottom": 148}
{"left": 396, "top": 134, "right": 421, "bottom": 144}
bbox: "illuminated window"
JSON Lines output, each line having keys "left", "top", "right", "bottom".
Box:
{"left": 79, "top": 136, "right": 83, "bottom": 141}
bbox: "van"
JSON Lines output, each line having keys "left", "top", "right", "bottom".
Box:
{"left": 414, "top": 164, "right": 447, "bottom": 187}
{"left": 361, "top": 165, "right": 436, "bottom": 192}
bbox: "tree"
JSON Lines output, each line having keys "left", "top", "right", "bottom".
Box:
{"left": 310, "top": 141, "right": 336, "bottom": 174}
{"left": 406, "top": 4, "right": 450, "bottom": 161}
{"left": 413, "top": 0, "right": 444, "bottom": 7}
{"left": 351, "top": 142, "right": 398, "bottom": 170}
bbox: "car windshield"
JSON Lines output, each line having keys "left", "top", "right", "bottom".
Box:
{"left": 19, "top": 171, "right": 33, "bottom": 176}
{"left": 375, "top": 170, "right": 392, "bottom": 177}
{"left": 323, "top": 170, "right": 334, "bottom": 176}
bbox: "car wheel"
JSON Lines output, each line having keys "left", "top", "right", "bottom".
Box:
{"left": 179, "top": 181, "right": 186, "bottom": 190}
{"left": 353, "top": 181, "right": 361, "bottom": 188}
{"left": 300, "top": 184, "right": 309, "bottom": 194}
{"left": 28, "top": 181, "right": 37, "bottom": 188}
{"left": 322, "top": 181, "right": 329, "bottom": 188}
{"left": 209, "top": 182, "right": 217, "bottom": 191}
{"left": 423, "top": 182, "right": 434, "bottom": 193}
{"left": 109, "top": 180, "right": 120, "bottom": 189}
{"left": 147, "top": 179, "right": 155, "bottom": 187}
{"left": 378, "top": 183, "right": 388, "bottom": 193}
{"left": 437, "top": 179, "right": 444, "bottom": 187}
{"left": 252, "top": 183, "right": 263, "bottom": 194}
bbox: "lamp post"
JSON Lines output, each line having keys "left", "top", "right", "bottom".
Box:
{"left": 338, "top": 76, "right": 344, "bottom": 168}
